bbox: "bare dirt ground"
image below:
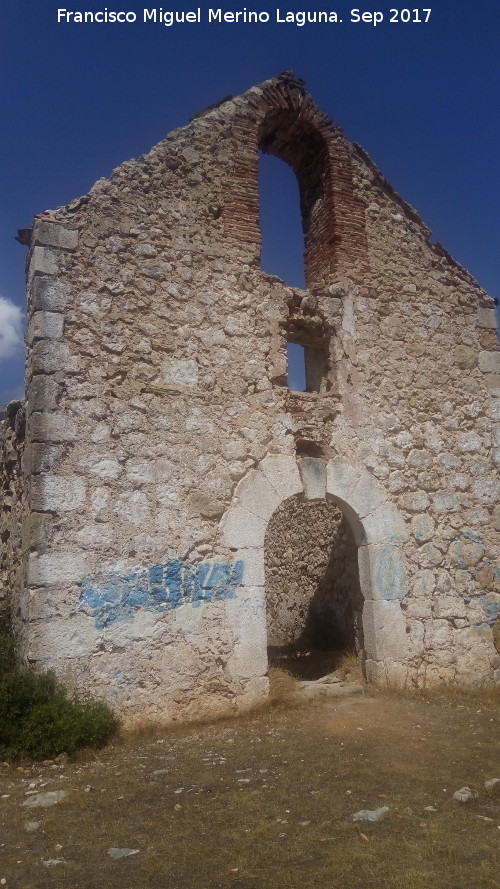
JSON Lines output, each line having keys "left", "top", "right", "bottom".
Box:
{"left": 0, "top": 684, "right": 499, "bottom": 889}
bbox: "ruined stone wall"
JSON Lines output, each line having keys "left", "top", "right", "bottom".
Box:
{"left": 21, "top": 104, "right": 293, "bottom": 720}
{"left": 0, "top": 401, "right": 26, "bottom": 632}
{"left": 345, "top": 146, "right": 500, "bottom": 683}
{"left": 17, "top": 74, "right": 499, "bottom": 721}
{"left": 265, "top": 496, "right": 362, "bottom": 652}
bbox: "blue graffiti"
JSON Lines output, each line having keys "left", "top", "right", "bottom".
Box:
{"left": 449, "top": 530, "right": 485, "bottom": 570}
{"left": 375, "top": 545, "right": 408, "bottom": 601}
{"left": 480, "top": 595, "right": 500, "bottom": 627}
{"left": 79, "top": 559, "right": 244, "bottom": 629}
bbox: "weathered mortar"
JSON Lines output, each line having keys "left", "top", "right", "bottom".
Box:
{"left": 6, "top": 72, "right": 499, "bottom": 722}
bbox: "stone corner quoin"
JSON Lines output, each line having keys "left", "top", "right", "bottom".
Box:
{"left": 0, "top": 72, "right": 499, "bottom": 724}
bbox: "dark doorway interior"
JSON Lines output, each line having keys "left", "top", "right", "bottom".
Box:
{"left": 264, "top": 495, "right": 364, "bottom": 680}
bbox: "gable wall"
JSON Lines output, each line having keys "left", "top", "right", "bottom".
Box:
{"left": 10, "top": 75, "right": 499, "bottom": 720}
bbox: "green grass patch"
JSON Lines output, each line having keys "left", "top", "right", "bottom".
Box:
{"left": 0, "top": 634, "right": 118, "bottom": 760}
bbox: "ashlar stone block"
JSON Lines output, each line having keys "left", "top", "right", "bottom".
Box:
{"left": 27, "top": 442, "right": 65, "bottom": 474}
{"left": 362, "top": 503, "right": 408, "bottom": 545}
{"left": 362, "top": 598, "right": 408, "bottom": 663}
{"left": 27, "top": 615, "right": 101, "bottom": 659}
{"left": 28, "top": 311, "right": 64, "bottom": 343}
{"left": 29, "top": 247, "right": 59, "bottom": 278}
{"left": 31, "top": 277, "right": 69, "bottom": 312}
{"left": 326, "top": 459, "right": 388, "bottom": 519}
{"left": 225, "top": 586, "right": 267, "bottom": 680}
{"left": 230, "top": 548, "right": 265, "bottom": 586}
{"left": 479, "top": 351, "right": 500, "bottom": 373}
{"left": 28, "top": 552, "right": 89, "bottom": 585}
{"left": 31, "top": 341, "right": 78, "bottom": 373}
{"left": 220, "top": 506, "right": 268, "bottom": 549}
{"left": 259, "top": 455, "right": 303, "bottom": 502}
{"left": 32, "top": 475, "right": 86, "bottom": 513}
{"left": 234, "top": 469, "right": 281, "bottom": 521}
{"left": 477, "top": 309, "right": 499, "bottom": 329}
{"left": 33, "top": 221, "right": 78, "bottom": 251}
{"left": 30, "top": 412, "right": 77, "bottom": 442}
{"left": 298, "top": 457, "right": 327, "bottom": 500}
{"left": 358, "top": 543, "right": 409, "bottom": 602}
{"left": 27, "top": 376, "right": 61, "bottom": 414}
{"left": 25, "top": 512, "right": 53, "bottom": 553}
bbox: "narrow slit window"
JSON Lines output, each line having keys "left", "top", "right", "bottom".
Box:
{"left": 287, "top": 341, "right": 328, "bottom": 393}
{"left": 304, "top": 344, "right": 327, "bottom": 393}
{"left": 287, "top": 342, "right": 306, "bottom": 391}
{"left": 259, "top": 153, "right": 306, "bottom": 288}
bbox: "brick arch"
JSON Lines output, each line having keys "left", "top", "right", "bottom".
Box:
{"left": 258, "top": 108, "right": 331, "bottom": 286}
{"left": 223, "top": 74, "right": 369, "bottom": 284}
{"left": 219, "top": 455, "right": 410, "bottom": 689}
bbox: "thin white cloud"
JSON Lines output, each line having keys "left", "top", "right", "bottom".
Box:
{"left": 0, "top": 296, "right": 23, "bottom": 360}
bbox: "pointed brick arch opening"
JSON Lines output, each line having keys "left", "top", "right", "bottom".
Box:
{"left": 219, "top": 455, "right": 410, "bottom": 704}
{"left": 223, "top": 74, "right": 370, "bottom": 284}
{"left": 258, "top": 109, "right": 332, "bottom": 288}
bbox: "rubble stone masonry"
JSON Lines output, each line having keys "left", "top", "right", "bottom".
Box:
{"left": 0, "top": 401, "right": 25, "bottom": 632}
{"left": 1, "top": 73, "right": 499, "bottom": 722}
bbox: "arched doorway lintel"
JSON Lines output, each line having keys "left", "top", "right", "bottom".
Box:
{"left": 218, "top": 455, "right": 410, "bottom": 684}
{"left": 221, "top": 456, "right": 408, "bottom": 553}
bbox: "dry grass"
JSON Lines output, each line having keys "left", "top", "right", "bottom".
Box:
{"left": 334, "top": 650, "right": 365, "bottom": 682}
{"left": 0, "top": 685, "right": 499, "bottom": 889}
{"left": 267, "top": 649, "right": 364, "bottom": 702}
{"left": 408, "top": 681, "right": 500, "bottom": 706}
{"left": 268, "top": 665, "right": 299, "bottom": 701}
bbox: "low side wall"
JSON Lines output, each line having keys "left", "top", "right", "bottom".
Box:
{"left": 0, "top": 401, "right": 26, "bottom": 633}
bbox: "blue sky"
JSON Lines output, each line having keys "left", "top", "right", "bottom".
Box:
{"left": 1, "top": 0, "right": 499, "bottom": 404}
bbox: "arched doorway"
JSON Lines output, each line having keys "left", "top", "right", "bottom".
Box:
{"left": 264, "top": 495, "right": 364, "bottom": 679}
{"left": 219, "top": 455, "right": 410, "bottom": 707}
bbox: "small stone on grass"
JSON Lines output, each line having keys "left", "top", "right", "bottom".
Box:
{"left": 107, "top": 848, "right": 140, "bottom": 860}
{"left": 352, "top": 806, "right": 389, "bottom": 822}
{"left": 21, "top": 791, "right": 66, "bottom": 808}
{"left": 453, "top": 787, "right": 479, "bottom": 803}
{"left": 484, "top": 778, "right": 500, "bottom": 790}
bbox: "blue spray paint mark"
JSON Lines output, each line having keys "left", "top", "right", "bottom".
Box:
{"left": 480, "top": 595, "right": 500, "bottom": 627}
{"left": 79, "top": 559, "right": 244, "bottom": 629}
{"left": 375, "top": 546, "right": 408, "bottom": 601}
{"left": 449, "top": 530, "right": 485, "bottom": 570}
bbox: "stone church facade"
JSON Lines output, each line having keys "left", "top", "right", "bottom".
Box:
{"left": 1, "top": 73, "right": 499, "bottom": 722}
